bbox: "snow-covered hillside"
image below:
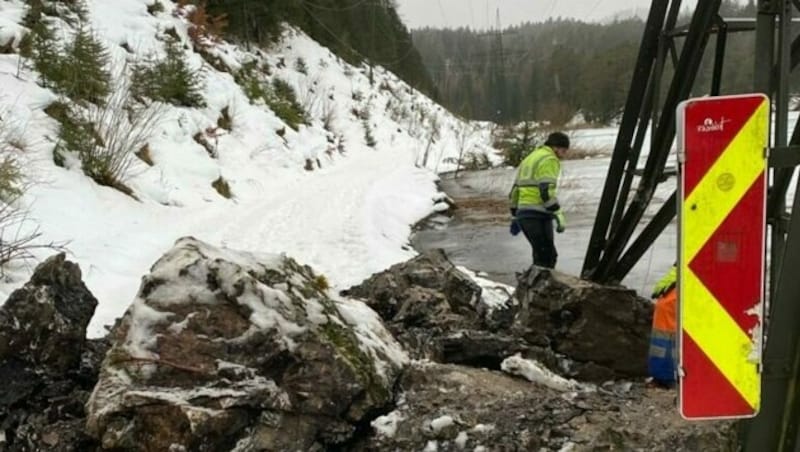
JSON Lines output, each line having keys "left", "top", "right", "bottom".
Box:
{"left": 0, "top": 0, "right": 497, "bottom": 336}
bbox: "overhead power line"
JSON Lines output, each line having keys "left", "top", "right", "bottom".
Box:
{"left": 544, "top": 0, "right": 557, "bottom": 19}
{"left": 587, "top": 0, "right": 606, "bottom": 20}
{"left": 436, "top": 0, "right": 449, "bottom": 28}
{"left": 302, "top": 0, "right": 372, "bottom": 12}
{"left": 299, "top": 1, "right": 418, "bottom": 67}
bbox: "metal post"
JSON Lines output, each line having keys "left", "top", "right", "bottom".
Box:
{"left": 651, "top": 32, "right": 666, "bottom": 137}
{"left": 754, "top": 0, "right": 777, "bottom": 94}
{"left": 592, "top": 0, "right": 721, "bottom": 283}
{"left": 710, "top": 15, "right": 728, "bottom": 96}
{"left": 611, "top": 69, "right": 656, "bottom": 233}
{"left": 653, "top": 0, "right": 684, "bottom": 131}
{"left": 741, "top": 2, "right": 800, "bottom": 450}
{"left": 613, "top": 1, "right": 683, "bottom": 234}
{"left": 770, "top": 30, "right": 800, "bottom": 215}
{"left": 770, "top": 0, "right": 792, "bottom": 300}
{"left": 582, "top": 0, "right": 670, "bottom": 278}
{"left": 742, "top": 169, "right": 800, "bottom": 452}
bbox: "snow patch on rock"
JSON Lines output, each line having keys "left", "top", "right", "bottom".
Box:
{"left": 501, "top": 354, "right": 582, "bottom": 392}
{"left": 371, "top": 410, "right": 404, "bottom": 438}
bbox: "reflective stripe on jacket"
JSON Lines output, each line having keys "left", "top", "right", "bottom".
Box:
{"left": 648, "top": 287, "right": 677, "bottom": 385}
{"left": 509, "top": 145, "right": 561, "bottom": 213}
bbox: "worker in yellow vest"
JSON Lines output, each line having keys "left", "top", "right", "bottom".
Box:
{"left": 508, "top": 132, "right": 569, "bottom": 268}
{"left": 648, "top": 264, "right": 678, "bottom": 388}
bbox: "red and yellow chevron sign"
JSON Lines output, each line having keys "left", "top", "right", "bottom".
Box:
{"left": 677, "top": 94, "right": 768, "bottom": 420}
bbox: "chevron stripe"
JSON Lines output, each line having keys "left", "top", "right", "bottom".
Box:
{"left": 682, "top": 269, "right": 760, "bottom": 409}
{"left": 683, "top": 100, "right": 768, "bottom": 260}
{"left": 682, "top": 332, "right": 755, "bottom": 417}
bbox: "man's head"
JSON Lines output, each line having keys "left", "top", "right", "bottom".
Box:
{"left": 545, "top": 132, "right": 570, "bottom": 157}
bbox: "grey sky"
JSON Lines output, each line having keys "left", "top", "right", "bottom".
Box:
{"left": 395, "top": 0, "right": 699, "bottom": 30}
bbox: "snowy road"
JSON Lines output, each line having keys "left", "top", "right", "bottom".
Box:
{"left": 195, "top": 149, "right": 438, "bottom": 290}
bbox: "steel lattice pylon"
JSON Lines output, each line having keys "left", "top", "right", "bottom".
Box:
{"left": 580, "top": 1, "right": 800, "bottom": 449}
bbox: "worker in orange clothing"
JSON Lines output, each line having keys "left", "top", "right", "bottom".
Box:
{"left": 648, "top": 264, "right": 677, "bottom": 388}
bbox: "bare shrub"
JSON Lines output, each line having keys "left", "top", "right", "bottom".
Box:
{"left": 453, "top": 121, "right": 477, "bottom": 177}
{"left": 321, "top": 96, "right": 336, "bottom": 133}
{"left": 298, "top": 77, "right": 323, "bottom": 119}
{"left": 0, "top": 119, "right": 67, "bottom": 274}
{"left": 0, "top": 199, "right": 69, "bottom": 274}
{"left": 177, "top": 0, "right": 228, "bottom": 50}
{"left": 54, "top": 81, "right": 166, "bottom": 195}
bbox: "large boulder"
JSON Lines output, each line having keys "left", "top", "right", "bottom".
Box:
{"left": 351, "top": 361, "right": 737, "bottom": 452}
{"left": 348, "top": 250, "right": 655, "bottom": 382}
{"left": 343, "top": 249, "right": 486, "bottom": 324}
{"left": 343, "top": 249, "right": 534, "bottom": 368}
{"left": 0, "top": 253, "right": 98, "bottom": 373}
{"left": 0, "top": 253, "right": 104, "bottom": 451}
{"left": 513, "top": 267, "right": 654, "bottom": 381}
{"left": 85, "top": 237, "right": 406, "bottom": 451}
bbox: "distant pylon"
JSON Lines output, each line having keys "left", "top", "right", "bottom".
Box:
{"left": 490, "top": 7, "right": 507, "bottom": 122}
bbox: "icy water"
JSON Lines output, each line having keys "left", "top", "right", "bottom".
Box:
{"left": 412, "top": 163, "right": 679, "bottom": 296}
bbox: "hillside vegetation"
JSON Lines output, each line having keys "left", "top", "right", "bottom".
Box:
{"left": 196, "top": 0, "right": 437, "bottom": 97}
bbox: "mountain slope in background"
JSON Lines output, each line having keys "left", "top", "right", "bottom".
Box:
{"left": 0, "top": 0, "right": 497, "bottom": 336}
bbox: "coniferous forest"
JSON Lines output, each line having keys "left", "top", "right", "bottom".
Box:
{"left": 411, "top": 0, "right": 769, "bottom": 125}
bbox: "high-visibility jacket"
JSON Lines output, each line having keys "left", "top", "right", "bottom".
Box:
{"left": 648, "top": 287, "right": 677, "bottom": 386}
{"left": 509, "top": 145, "right": 561, "bottom": 214}
{"left": 651, "top": 265, "right": 677, "bottom": 298}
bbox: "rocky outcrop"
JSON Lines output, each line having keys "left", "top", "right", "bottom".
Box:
{"left": 346, "top": 250, "right": 652, "bottom": 381}
{"left": 85, "top": 237, "right": 407, "bottom": 451}
{"left": 512, "top": 267, "right": 653, "bottom": 381}
{"left": 0, "top": 253, "right": 104, "bottom": 451}
{"left": 342, "top": 249, "right": 537, "bottom": 368}
{"left": 351, "top": 362, "right": 737, "bottom": 452}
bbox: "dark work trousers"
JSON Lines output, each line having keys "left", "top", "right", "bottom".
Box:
{"left": 517, "top": 215, "right": 557, "bottom": 268}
